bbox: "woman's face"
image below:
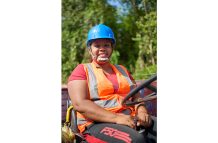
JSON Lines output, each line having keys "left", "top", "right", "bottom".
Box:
{"left": 89, "top": 39, "right": 113, "bottom": 64}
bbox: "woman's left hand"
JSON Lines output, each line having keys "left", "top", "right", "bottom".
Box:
{"left": 136, "top": 112, "right": 152, "bottom": 127}
{"left": 136, "top": 106, "right": 152, "bottom": 127}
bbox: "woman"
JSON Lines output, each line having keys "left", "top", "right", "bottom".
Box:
{"left": 68, "top": 24, "right": 156, "bottom": 143}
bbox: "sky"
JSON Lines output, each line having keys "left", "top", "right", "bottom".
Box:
{"left": 107, "top": 0, "right": 129, "bottom": 15}
{"left": 107, "top": 0, "right": 121, "bottom": 7}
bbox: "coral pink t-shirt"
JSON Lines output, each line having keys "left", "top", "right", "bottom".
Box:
{"left": 68, "top": 64, "right": 134, "bottom": 93}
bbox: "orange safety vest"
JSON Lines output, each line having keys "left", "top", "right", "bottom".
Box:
{"left": 77, "top": 62, "right": 136, "bottom": 133}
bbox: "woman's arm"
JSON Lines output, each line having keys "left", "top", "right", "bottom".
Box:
{"left": 130, "top": 80, "right": 152, "bottom": 127}
{"left": 67, "top": 80, "right": 135, "bottom": 128}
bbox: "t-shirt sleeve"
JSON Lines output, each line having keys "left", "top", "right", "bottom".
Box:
{"left": 127, "top": 70, "right": 134, "bottom": 81}
{"left": 68, "top": 64, "right": 87, "bottom": 82}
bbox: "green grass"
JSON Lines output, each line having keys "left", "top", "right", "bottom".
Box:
{"left": 133, "top": 64, "right": 157, "bottom": 80}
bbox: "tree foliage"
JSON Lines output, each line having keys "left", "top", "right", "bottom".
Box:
{"left": 62, "top": 0, "right": 157, "bottom": 83}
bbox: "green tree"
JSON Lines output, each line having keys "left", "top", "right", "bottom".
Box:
{"left": 62, "top": 0, "right": 117, "bottom": 83}
{"left": 111, "top": 0, "right": 157, "bottom": 79}
{"left": 132, "top": 0, "right": 157, "bottom": 79}
{"left": 62, "top": 0, "right": 157, "bottom": 83}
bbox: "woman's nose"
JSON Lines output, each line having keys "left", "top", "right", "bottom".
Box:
{"left": 99, "top": 46, "right": 106, "bottom": 50}
{"left": 99, "top": 48, "right": 106, "bottom": 52}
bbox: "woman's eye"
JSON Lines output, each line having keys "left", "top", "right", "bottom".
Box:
{"left": 94, "top": 45, "right": 100, "bottom": 48}
{"left": 104, "top": 44, "right": 110, "bottom": 48}
{"left": 93, "top": 43, "right": 110, "bottom": 48}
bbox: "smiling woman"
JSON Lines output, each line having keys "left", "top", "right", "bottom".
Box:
{"left": 66, "top": 24, "right": 157, "bottom": 143}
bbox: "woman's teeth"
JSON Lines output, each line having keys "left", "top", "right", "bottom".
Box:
{"left": 97, "top": 57, "right": 109, "bottom": 61}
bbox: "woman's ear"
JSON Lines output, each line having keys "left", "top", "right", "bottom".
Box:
{"left": 88, "top": 47, "right": 92, "bottom": 54}
{"left": 111, "top": 42, "right": 115, "bottom": 49}
{"left": 88, "top": 47, "right": 96, "bottom": 60}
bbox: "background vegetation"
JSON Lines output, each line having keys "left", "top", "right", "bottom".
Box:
{"left": 62, "top": 0, "right": 157, "bottom": 84}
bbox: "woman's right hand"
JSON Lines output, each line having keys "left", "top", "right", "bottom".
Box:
{"left": 115, "top": 113, "right": 135, "bottom": 128}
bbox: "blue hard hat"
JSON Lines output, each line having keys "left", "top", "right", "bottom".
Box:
{"left": 86, "top": 24, "right": 116, "bottom": 47}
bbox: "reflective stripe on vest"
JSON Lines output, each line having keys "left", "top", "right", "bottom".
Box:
{"left": 114, "top": 64, "right": 135, "bottom": 91}
{"left": 85, "top": 64, "right": 99, "bottom": 100}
